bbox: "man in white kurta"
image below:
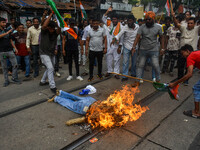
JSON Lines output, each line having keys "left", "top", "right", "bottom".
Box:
{"left": 102, "top": 7, "right": 123, "bottom": 79}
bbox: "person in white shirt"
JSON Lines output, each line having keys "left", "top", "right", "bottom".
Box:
{"left": 102, "top": 6, "right": 123, "bottom": 79}
{"left": 81, "top": 18, "right": 93, "bottom": 76}
{"left": 113, "top": 15, "right": 139, "bottom": 82}
{"left": 26, "top": 18, "right": 41, "bottom": 78}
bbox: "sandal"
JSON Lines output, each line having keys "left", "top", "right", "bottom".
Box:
{"left": 183, "top": 110, "right": 200, "bottom": 119}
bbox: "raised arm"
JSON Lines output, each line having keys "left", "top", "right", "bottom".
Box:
{"left": 102, "top": 6, "right": 112, "bottom": 24}
{"left": 172, "top": 13, "right": 181, "bottom": 29}
{"left": 41, "top": 10, "right": 48, "bottom": 26}
{"left": 42, "top": 12, "right": 53, "bottom": 30}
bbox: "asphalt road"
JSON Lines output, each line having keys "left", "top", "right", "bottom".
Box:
{"left": 0, "top": 60, "right": 199, "bottom": 150}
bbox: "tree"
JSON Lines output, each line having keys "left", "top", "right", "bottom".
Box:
{"left": 128, "top": 0, "right": 139, "bottom": 6}
{"left": 140, "top": 0, "right": 152, "bottom": 10}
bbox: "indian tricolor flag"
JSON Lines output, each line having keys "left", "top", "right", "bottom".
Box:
{"left": 47, "top": 0, "right": 77, "bottom": 39}
{"left": 79, "top": 0, "right": 87, "bottom": 20}
{"left": 55, "top": 15, "right": 78, "bottom": 40}
{"left": 165, "top": 0, "right": 170, "bottom": 16}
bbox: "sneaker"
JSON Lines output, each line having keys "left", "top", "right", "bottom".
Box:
{"left": 3, "top": 81, "right": 10, "bottom": 87}
{"left": 50, "top": 87, "right": 57, "bottom": 94}
{"left": 88, "top": 76, "right": 94, "bottom": 82}
{"left": 139, "top": 79, "right": 143, "bottom": 84}
{"left": 183, "top": 81, "right": 189, "bottom": 86}
{"left": 67, "top": 76, "right": 73, "bottom": 81}
{"left": 152, "top": 78, "right": 156, "bottom": 82}
{"left": 97, "top": 74, "right": 103, "bottom": 80}
{"left": 105, "top": 72, "right": 111, "bottom": 77}
{"left": 11, "top": 78, "right": 21, "bottom": 84}
{"left": 34, "top": 74, "right": 39, "bottom": 78}
{"left": 76, "top": 76, "right": 83, "bottom": 81}
{"left": 131, "top": 81, "right": 140, "bottom": 87}
{"left": 121, "top": 78, "right": 128, "bottom": 82}
{"left": 39, "top": 81, "right": 49, "bottom": 86}
{"left": 114, "top": 75, "right": 120, "bottom": 79}
{"left": 55, "top": 72, "right": 61, "bottom": 77}
{"left": 24, "top": 75, "right": 32, "bottom": 81}
{"left": 81, "top": 72, "right": 88, "bottom": 76}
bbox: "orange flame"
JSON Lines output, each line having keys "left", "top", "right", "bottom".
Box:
{"left": 86, "top": 85, "right": 149, "bottom": 129}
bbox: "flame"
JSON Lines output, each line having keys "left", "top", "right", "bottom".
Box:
{"left": 86, "top": 85, "right": 149, "bottom": 129}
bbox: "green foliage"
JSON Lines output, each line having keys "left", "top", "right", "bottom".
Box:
{"left": 128, "top": 0, "right": 139, "bottom": 6}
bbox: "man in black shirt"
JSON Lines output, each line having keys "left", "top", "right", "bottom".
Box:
{"left": 62, "top": 19, "right": 83, "bottom": 81}
{"left": 39, "top": 12, "right": 61, "bottom": 94}
{"left": 0, "top": 17, "right": 21, "bottom": 87}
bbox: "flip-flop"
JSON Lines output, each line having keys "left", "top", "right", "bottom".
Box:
{"left": 183, "top": 110, "right": 200, "bottom": 119}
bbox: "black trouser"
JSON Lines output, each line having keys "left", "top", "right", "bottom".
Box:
{"left": 55, "top": 45, "right": 61, "bottom": 72}
{"left": 177, "top": 51, "right": 187, "bottom": 79}
{"left": 68, "top": 49, "right": 79, "bottom": 76}
{"left": 89, "top": 50, "right": 103, "bottom": 78}
{"left": 162, "top": 50, "right": 178, "bottom": 73}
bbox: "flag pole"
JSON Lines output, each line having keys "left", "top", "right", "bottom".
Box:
{"left": 110, "top": 72, "right": 154, "bottom": 83}
{"left": 74, "top": 0, "right": 76, "bottom": 14}
{"left": 158, "top": 11, "right": 164, "bottom": 24}
{"left": 170, "top": 0, "right": 173, "bottom": 14}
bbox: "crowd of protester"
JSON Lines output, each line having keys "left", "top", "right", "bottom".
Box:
{"left": 0, "top": 8, "right": 200, "bottom": 95}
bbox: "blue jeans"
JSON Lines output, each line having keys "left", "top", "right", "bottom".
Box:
{"left": 16, "top": 55, "right": 30, "bottom": 77}
{"left": 31, "top": 45, "right": 39, "bottom": 76}
{"left": 193, "top": 79, "right": 200, "bottom": 102}
{"left": 54, "top": 90, "right": 97, "bottom": 115}
{"left": 137, "top": 50, "right": 160, "bottom": 81}
{"left": 122, "top": 47, "right": 137, "bottom": 78}
{"left": 143, "top": 58, "right": 156, "bottom": 79}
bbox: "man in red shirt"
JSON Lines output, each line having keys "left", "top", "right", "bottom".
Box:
{"left": 169, "top": 44, "right": 200, "bottom": 119}
{"left": 12, "top": 24, "right": 31, "bottom": 78}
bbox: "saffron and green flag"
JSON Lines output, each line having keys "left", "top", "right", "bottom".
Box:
{"left": 165, "top": 0, "right": 170, "bottom": 16}
{"left": 79, "top": 0, "right": 87, "bottom": 20}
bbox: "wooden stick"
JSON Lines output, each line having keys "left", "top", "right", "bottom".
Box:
{"left": 66, "top": 116, "right": 86, "bottom": 126}
{"left": 110, "top": 72, "right": 154, "bottom": 83}
{"left": 170, "top": 0, "right": 173, "bottom": 14}
{"left": 48, "top": 96, "right": 56, "bottom": 102}
{"left": 158, "top": 11, "right": 164, "bottom": 24}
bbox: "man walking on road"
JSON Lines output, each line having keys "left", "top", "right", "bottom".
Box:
{"left": 85, "top": 18, "right": 107, "bottom": 82}
{"left": 131, "top": 11, "right": 165, "bottom": 87}
{"left": 113, "top": 15, "right": 139, "bottom": 82}
{"left": 102, "top": 6, "right": 122, "bottom": 79}
{"left": 0, "top": 17, "right": 21, "bottom": 87}
{"left": 39, "top": 12, "right": 61, "bottom": 94}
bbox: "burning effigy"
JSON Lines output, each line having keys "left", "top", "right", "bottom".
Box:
{"left": 86, "top": 85, "right": 148, "bottom": 129}
{"left": 48, "top": 85, "right": 148, "bottom": 129}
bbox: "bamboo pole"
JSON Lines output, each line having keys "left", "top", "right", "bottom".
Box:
{"left": 170, "top": 0, "right": 174, "bottom": 14}
{"left": 66, "top": 116, "right": 86, "bottom": 126}
{"left": 158, "top": 11, "right": 164, "bottom": 24}
{"left": 110, "top": 72, "right": 154, "bottom": 83}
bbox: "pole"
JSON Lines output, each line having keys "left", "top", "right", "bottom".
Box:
{"left": 110, "top": 72, "right": 154, "bottom": 83}
{"left": 74, "top": 0, "right": 76, "bottom": 14}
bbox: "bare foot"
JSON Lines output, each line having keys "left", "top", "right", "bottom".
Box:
{"left": 192, "top": 110, "right": 200, "bottom": 117}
